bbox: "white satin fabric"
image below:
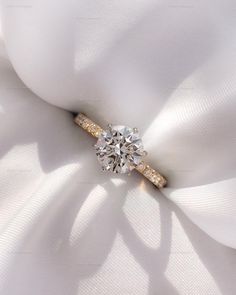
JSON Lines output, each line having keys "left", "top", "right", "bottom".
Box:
{"left": 1, "top": 0, "right": 236, "bottom": 294}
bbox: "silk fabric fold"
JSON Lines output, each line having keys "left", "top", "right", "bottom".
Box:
{"left": 0, "top": 1, "right": 236, "bottom": 294}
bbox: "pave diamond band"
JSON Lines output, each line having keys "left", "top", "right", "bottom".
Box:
{"left": 74, "top": 113, "right": 167, "bottom": 189}
{"left": 74, "top": 113, "right": 103, "bottom": 138}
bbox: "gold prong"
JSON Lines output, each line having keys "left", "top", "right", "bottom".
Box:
{"left": 143, "top": 150, "right": 148, "bottom": 156}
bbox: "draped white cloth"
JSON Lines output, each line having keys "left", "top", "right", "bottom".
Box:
{"left": 0, "top": 0, "right": 236, "bottom": 294}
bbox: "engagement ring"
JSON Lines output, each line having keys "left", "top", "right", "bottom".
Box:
{"left": 74, "top": 113, "right": 167, "bottom": 189}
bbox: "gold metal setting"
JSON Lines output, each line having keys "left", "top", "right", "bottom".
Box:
{"left": 74, "top": 113, "right": 167, "bottom": 189}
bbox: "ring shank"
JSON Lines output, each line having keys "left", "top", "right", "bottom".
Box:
{"left": 74, "top": 113, "right": 103, "bottom": 138}
{"left": 135, "top": 162, "right": 167, "bottom": 189}
{"left": 74, "top": 113, "right": 167, "bottom": 189}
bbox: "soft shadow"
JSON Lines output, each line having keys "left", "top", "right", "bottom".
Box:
{"left": 118, "top": 186, "right": 177, "bottom": 295}
{"left": 173, "top": 204, "right": 236, "bottom": 295}
{"left": 0, "top": 93, "right": 82, "bottom": 173}
{"left": 161, "top": 94, "right": 236, "bottom": 189}
{"left": 0, "top": 159, "right": 177, "bottom": 295}
{"left": 71, "top": 3, "right": 219, "bottom": 132}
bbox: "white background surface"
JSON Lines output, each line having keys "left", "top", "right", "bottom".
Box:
{"left": 0, "top": 0, "right": 236, "bottom": 294}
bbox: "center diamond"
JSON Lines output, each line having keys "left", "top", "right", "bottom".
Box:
{"left": 95, "top": 125, "right": 145, "bottom": 174}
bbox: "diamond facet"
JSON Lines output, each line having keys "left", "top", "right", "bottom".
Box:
{"left": 95, "top": 125, "right": 145, "bottom": 174}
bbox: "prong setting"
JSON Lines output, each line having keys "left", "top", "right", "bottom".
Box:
{"left": 74, "top": 113, "right": 167, "bottom": 188}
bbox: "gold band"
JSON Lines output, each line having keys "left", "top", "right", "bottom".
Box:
{"left": 74, "top": 113, "right": 103, "bottom": 138}
{"left": 74, "top": 113, "right": 167, "bottom": 189}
